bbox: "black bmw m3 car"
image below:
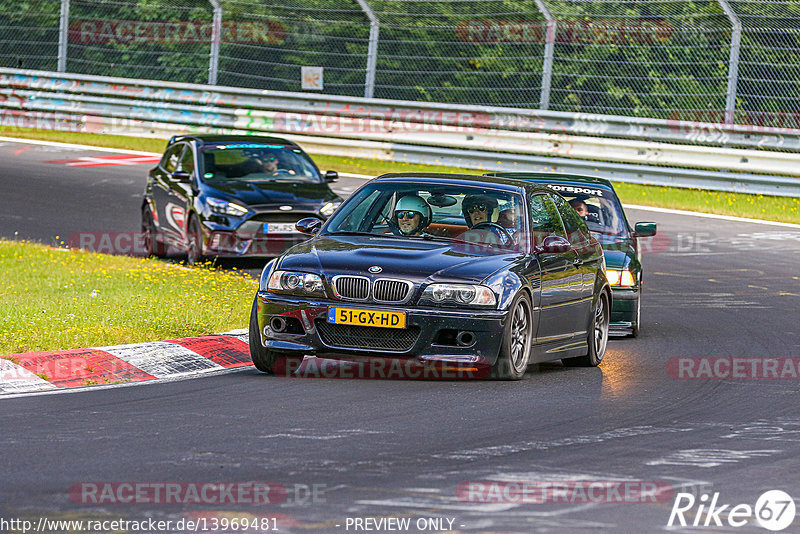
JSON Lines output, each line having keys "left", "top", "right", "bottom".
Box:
{"left": 141, "top": 134, "right": 342, "bottom": 263}
{"left": 250, "top": 173, "right": 612, "bottom": 380}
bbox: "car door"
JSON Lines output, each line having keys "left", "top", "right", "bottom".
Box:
{"left": 551, "top": 193, "right": 597, "bottom": 332}
{"left": 152, "top": 143, "right": 185, "bottom": 245}
{"left": 529, "top": 193, "right": 584, "bottom": 344}
{"left": 167, "top": 144, "right": 196, "bottom": 248}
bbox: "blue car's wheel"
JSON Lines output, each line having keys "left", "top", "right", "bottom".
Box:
{"left": 186, "top": 217, "right": 204, "bottom": 265}
{"left": 490, "top": 292, "right": 533, "bottom": 380}
{"left": 564, "top": 292, "right": 609, "bottom": 367}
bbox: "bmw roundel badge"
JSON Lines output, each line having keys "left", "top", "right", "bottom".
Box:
{"left": 368, "top": 266, "right": 382, "bottom": 274}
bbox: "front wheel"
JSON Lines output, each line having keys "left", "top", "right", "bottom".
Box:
{"left": 248, "top": 296, "right": 284, "bottom": 374}
{"left": 141, "top": 206, "right": 164, "bottom": 258}
{"left": 564, "top": 292, "right": 610, "bottom": 367}
{"left": 490, "top": 292, "right": 533, "bottom": 380}
{"left": 186, "top": 217, "right": 204, "bottom": 265}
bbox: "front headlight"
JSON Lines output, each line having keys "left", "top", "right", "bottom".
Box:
{"left": 420, "top": 283, "right": 496, "bottom": 308}
{"left": 207, "top": 197, "right": 249, "bottom": 217}
{"left": 606, "top": 269, "right": 636, "bottom": 287}
{"left": 266, "top": 270, "right": 326, "bottom": 297}
{"left": 319, "top": 200, "right": 342, "bottom": 217}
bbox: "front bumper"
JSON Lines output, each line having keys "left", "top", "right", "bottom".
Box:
{"left": 610, "top": 286, "right": 639, "bottom": 331}
{"left": 205, "top": 230, "right": 308, "bottom": 257}
{"left": 255, "top": 292, "right": 506, "bottom": 366}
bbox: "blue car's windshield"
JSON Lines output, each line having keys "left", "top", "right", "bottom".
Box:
{"left": 323, "top": 182, "right": 527, "bottom": 252}
{"left": 199, "top": 144, "right": 322, "bottom": 183}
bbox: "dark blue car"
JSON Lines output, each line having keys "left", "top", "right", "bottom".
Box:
{"left": 250, "top": 173, "right": 612, "bottom": 380}
{"left": 141, "top": 134, "right": 342, "bottom": 263}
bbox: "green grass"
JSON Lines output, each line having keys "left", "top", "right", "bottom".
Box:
{"left": 1, "top": 126, "right": 797, "bottom": 224}
{"left": 0, "top": 240, "right": 256, "bottom": 355}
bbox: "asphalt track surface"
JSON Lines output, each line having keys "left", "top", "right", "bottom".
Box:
{"left": 2, "top": 139, "right": 800, "bottom": 533}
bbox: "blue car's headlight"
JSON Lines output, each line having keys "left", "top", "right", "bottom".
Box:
{"left": 266, "top": 270, "right": 326, "bottom": 297}
{"left": 207, "top": 197, "right": 249, "bottom": 217}
{"left": 419, "top": 283, "right": 496, "bottom": 308}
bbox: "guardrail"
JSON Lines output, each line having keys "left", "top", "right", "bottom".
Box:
{"left": 2, "top": 68, "right": 800, "bottom": 197}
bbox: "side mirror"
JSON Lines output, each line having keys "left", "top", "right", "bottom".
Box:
{"left": 325, "top": 170, "right": 338, "bottom": 182}
{"left": 536, "top": 235, "right": 571, "bottom": 254}
{"left": 170, "top": 170, "right": 192, "bottom": 183}
{"left": 634, "top": 222, "right": 657, "bottom": 237}
{"left": 296, "top": 217, "right": 323, "bottom": 235}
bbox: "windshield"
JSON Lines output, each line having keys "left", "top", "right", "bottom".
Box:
{"left": 323, "top": 182, "right": 527, "bottom": 252}
{"left": 199, "top": 143, "right": 322, "bottom": 183}
{"left": 540, "top": 184, "right": 628, "bottom": 236}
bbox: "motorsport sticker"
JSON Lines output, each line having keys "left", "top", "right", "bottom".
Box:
{"left": 541, "top": 183, "right": 605, "bottom": 197}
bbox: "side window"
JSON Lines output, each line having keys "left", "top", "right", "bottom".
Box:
{"left": 529, "top": 194, "right": 566, "bottom": 247}
{"left": 551, "top": 194, "right": 590, "bottom": 246}
{"left": 177, "top": 146, "right": 195, "bottom": 174}
{"left": 161, "top": 144, "right": 183, "bottom": 173}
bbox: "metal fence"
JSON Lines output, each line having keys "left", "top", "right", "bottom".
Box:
{"left": 0, "top": 0, "right": 799, "bottom": 128}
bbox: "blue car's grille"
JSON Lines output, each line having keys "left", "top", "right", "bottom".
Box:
{"left": 332, "top": 276, "right": 412, "bottom": 303}
{"left": 373, "top": 279, "right": 413, "bottom": 303}
{"left": 316, "top": 321, "right": 420, "bottom": 352}
{"left": 332, "top": 276, "right": 370, "bottom": 300}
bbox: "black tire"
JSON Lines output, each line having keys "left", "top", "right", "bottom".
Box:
{"left": 186, "top": 216, "right": 204, "bottom": 265}
{"left": 490, "top": 291, "right": 533, "bottom": 380}
{"left": 564, "top": 292, "right": 610, "bottom": 367}
{"left": 141, "top": 206, "right": 163, "bottom": 258}
{"left": 248, "top": 296, "right": 283, "bottom": 374}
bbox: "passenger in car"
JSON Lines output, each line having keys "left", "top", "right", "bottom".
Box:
{"left": 462, "top": 194, "right": 499, "bottom": 227}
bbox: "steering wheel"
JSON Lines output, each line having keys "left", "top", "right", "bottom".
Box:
{"left": 270, "top": 169, "right": 293, "bottom": 176}
{"left": 471, "top": 222, "right": 515, "bottom": 247}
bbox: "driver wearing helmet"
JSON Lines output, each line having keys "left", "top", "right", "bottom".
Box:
{"left": 393, "top": 194, "right": 432, "bottom": 236}
{"left": 462, "top": 194, "right": 499, "bottom": 228}
{"left": 256, "top": 151, "right": 295, "bottom": 176}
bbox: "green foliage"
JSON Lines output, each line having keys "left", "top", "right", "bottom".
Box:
{"left": 0, "top": 0, "right": 798, "bottom": 123}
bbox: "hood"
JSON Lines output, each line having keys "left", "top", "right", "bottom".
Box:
{"left": 594, "top": 234, "right": 635, "bottom": 270}
{"left": 202, "top": 180, "right": 337, "bottom": 209}
{"left": 277, "top": 235, "right": 522, "bottom": 284}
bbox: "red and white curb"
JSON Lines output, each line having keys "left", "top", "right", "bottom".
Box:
{"left": 0, "top": 329, "right": 251, "bottom": 396}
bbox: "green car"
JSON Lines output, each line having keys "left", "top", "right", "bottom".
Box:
{"left": 486, "top": 172, "right": 656, "bottom": 337}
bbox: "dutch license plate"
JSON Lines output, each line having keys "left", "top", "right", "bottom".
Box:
{"left": 264, "top": 223, "right": 297, "bottom": 234}
{"left": 328, "top": 307, "right": 406, "bottom": 329}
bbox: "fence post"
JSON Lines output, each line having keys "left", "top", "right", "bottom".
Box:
{"left": 717, "top": 0, "right": 741, "bottom": 125}
{"left": 57, "top": 0, "right": 70, "bottom": 72}
{"left": 534, "top": 0, "right": 555, "bottom": 110}
{"left": 356, "top": 0, "right": 380, "bottom": 99}
{"left": 208, "top": 0, "right": 222, "bottom": 85}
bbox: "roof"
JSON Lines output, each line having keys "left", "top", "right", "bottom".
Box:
{"left": 373, "top": 172, "right": 555, "bottom": 194}
{"left": 168, "top": 134, "right": 298, "bottom": 147}
{"left": 485, "top": 171, "right": 615, "bottom": 189}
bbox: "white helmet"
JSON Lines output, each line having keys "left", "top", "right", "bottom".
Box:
{"left": 394, "top": 195, "right": 432, "bottom": 234}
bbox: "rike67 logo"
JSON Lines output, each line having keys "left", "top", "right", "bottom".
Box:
{"left": 668, "top": 490, "right": 796, "bottom": 531}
